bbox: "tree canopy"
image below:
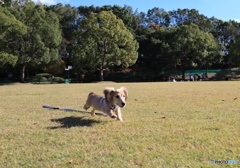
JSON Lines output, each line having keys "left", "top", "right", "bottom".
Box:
{"left": 72, "top": 11, "right": 138, "bottom": 80}
{"left": 173, "top": 23, "right": 221, "bottom": 79}
{"left": 0, "top": 6, "right": 27, "bottom": 67}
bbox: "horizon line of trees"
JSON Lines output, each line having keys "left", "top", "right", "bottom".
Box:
{"left": 1, "top": 0, "right": 240, "bottom": 82}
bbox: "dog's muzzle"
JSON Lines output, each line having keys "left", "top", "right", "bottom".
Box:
{"left": 118, "top": 102, "right": 126, "bottom": 108}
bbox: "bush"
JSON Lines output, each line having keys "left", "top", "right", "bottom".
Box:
{"left": 36, "top": 73, "right": 52, "bottom": 78}
{"left": 31, "top": 76, "right": 49, "bottom": 83}
{"left": 31, "top": 73, "right": 65, "bottom": 83}
{"left": 52, "top": 77, "right": 65, "bottom": 83}
{"left": 39, "top": 77, "right": 48, "bottom": 82}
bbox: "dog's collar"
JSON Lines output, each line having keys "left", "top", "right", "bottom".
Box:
{"left": 99, "top": 98, "right": 116, "bottom": 110}
{"left": 105, "top": 99, "right": 117, "bottom": 110}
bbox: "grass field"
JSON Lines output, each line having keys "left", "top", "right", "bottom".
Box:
{"left": 0, "top": 81, "right": 239, "bottom": 167}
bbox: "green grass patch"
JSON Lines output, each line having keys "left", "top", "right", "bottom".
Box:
{"left": 0, "top": 82, "right": 239, "bottom": 167}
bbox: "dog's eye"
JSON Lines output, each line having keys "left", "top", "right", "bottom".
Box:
{"left": 116, "top": 95, "right": 120, "bottom": 98}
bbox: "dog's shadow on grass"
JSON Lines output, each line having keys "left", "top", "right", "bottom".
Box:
{"left": 48, "top": 116, "right": 103, "bottom": 129}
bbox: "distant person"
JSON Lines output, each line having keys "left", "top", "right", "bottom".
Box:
{"left": 194, "top": 74, "right": 200, "bottom": 81}
{"left": 202, "top": 73, "right": 206, "bottom": 81}
{"left": 189, "top": 72, "right": 194, "bottom": 81}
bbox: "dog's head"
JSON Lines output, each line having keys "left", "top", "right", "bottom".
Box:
{"left": 103, "top": 86, "right": 128, "bottom": 108}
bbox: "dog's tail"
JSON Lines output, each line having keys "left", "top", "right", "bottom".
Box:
{"left": 88, "top": 92, "right": 94, "bottom": 97}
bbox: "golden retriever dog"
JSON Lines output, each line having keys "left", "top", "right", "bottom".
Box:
{"left": 84, "top": 86, "right": 128, "bottom": 121}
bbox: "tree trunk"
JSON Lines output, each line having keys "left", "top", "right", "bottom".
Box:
{"left": 180, "top": 50, "right": 186, "bottom": 81}
{"left": 20, "top": 64, "right": 26, "bottom": 83}
{"left": 182, "top": 67, "right": 185, "bottom": 81}
{"left": 181, "top": 56, "right": 185, "bottom": 81}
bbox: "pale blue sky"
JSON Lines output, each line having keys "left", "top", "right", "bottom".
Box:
{"left": 35, "top": 0, "right": 240, "bottom": 22}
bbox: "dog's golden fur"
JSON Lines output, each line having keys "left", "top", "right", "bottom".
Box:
{"left": 84, "top": 86, "right": 128, "bottom": 121}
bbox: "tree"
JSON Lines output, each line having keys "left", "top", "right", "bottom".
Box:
{"left": 73, "top": 11, "right": 139, "bottom": 80}
{"left": 0, "top": 6, "right": 27, "bottom": 67}
{"left": 173, "top": 23, "right": 221, "bottom": 80}
{"left": 0, "top": 0, "right": 30, "bottom": 7}
{"left": 229, "top": 21, "right": 240, "bottom": 66}
{"left": 230, "top": 39, "right": 240, "bottom": 66}
{"left": 136, "top": 26, "right": 176, "bottom": 74}
{"left": 146, "top": 7, "right": 170, "bottom": 28}
{"left": 8, "top": 2, "right": 62, "bottom": 82}
{"left": 210, "top": 19, "right": 240, "bottom": 68}
{"left": 47, "top": 4, "right": 79, "bottom": 67}
{"left": 110, "top": 5, "right": 140, "bottom": 32}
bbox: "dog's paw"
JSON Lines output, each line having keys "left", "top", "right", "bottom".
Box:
{"left": 83, "top": 104, "right": 89, "bottom": 110}
{"left": 111, "top": 115, "right": 117, "bottom": 118}
{"left": 110, "top": 114, "right": 118, "bottom": 119}
{"left": 117, "top": 117, "right": 123, "bottom": 121}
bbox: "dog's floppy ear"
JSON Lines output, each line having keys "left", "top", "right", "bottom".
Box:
{"left": 103, "top": 87, "right": 115, "bottom": 101}
{"left": 120, "top": 86, "right": 128, "bottom": 100}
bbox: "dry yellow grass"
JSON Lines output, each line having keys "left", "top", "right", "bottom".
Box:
{"left": 0, "top": 81, "right": 239, "bottom": 167}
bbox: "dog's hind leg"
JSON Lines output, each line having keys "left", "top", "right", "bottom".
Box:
{"left": 84, "top": 93, "right": 94, "bottom": 110}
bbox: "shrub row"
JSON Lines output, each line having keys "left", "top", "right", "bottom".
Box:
{"left": 31, "top": 73, "right": 65, "bottom": 83}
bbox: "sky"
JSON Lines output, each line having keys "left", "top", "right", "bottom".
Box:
{"left": 33, "top": 0, "right": 240, "bottom": 22}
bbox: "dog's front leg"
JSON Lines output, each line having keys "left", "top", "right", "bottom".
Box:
{"left": 115, "top": 108, "right": 123, "bottom": 121}
{"left": 107, "top": 110, "right": 117, "bottom": 119}
{"left": 91, "top": 109, "right": 95, "bottom": 116}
